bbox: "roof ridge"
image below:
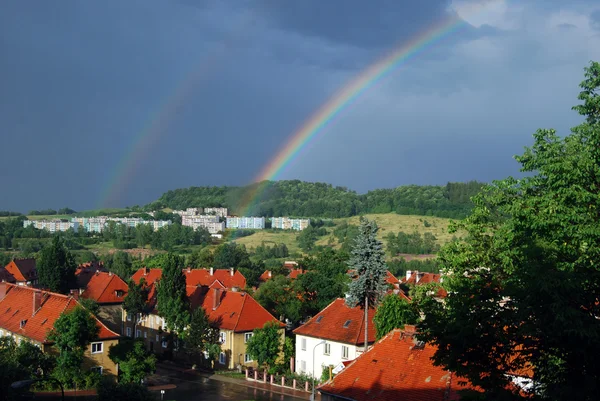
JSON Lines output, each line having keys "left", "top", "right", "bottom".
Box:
{"left": 94, "top": 272, "right": 113, "bottom": 301}
{"left": 233, "top": 291, "right": 245, "bottom": 331}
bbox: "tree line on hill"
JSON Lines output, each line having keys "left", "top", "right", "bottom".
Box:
{"left": 145, "top": 180, "right": 485, "bottom": 219}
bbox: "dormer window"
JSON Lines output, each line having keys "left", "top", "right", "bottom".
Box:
{"left": 115, "top": 290, "right": 124, "bottom": 297}
{"left": 20, "top": 320, "right": 27, "bottom": 329}
{"left": 316, "top": 316, "right": 323, "bottom": 323}
{"left": 343, "top": 320, "right": 351, "bottom": 328}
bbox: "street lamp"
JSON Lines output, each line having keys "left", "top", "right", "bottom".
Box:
{"left": 11, "top": 378, "right": 65, "bottom": 401}
{"left": 310, "top": 340, "right": 326, "bottom": 401}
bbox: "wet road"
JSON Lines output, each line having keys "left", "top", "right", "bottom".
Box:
{"left": 159, "top": 375, "right": 308, "bottom": 401}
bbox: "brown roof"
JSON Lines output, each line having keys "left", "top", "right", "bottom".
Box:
{"left": 319, "top": 328, "right": 475, "bottom": 401}
{"left": 187, "top": 286, "right": 284, "bottom": 332}
{"left": 0, "top": 267, "right": 16, "bottom": 283}
{"left": 4, "top": 259, "right": 36, "bottom": 282}
{"left": 81, "top": 271, "right": 129, "bottom": 304}
{"left": 293, "top": 298, "right": 377, "bottom": 345}
{"left": 0, "top": 283, "right": 119, "bottom": 344}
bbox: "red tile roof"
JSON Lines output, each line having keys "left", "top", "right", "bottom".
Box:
{"left": 319, "top": 328, "right": 474, "bottom": 401}
{"left": 293, "top": 298, "right": 377, "bottom": 345}
{"left": 187, "top": 286, "right": 284, "bottom": 332}
{"left": 0, "top": 283, "right": 119, "bottom": 344}
{"left": 385, "top": 271, "right": 400, "bottom": 285}
{"left": 75, "top": 262, "right": 107, "bottom": 288}
{"left": 81, "top": 271, "right": 129, "bottom": 304}
{"left": 132, "top": 267, "right": 247, "bottom": 289}
{"left": 402, "top": 271, "right": 442, "bottom": 285}
{"left": 288, "top": 269, "right": 304, "bottom": 280}
{"left": 259, "top": 270, "right": 272, "bottom": 283}
{"left": 4, "top": 259, "right": 36, "bottom": 283}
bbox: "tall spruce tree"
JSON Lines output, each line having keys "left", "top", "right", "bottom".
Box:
{"left": 37, "top": 236, "right": 77, "bottom": 294}
{"left": 156, "top": 253, "right": 190, "bottom": 337}
{"left": 345, "top": 217, "right": 388, "bottom": 352}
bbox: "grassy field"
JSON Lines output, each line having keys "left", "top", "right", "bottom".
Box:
{"left": 232, "top": 230, "right": 301, "bottom": 255}
{"left": 235, "top": 213, "right": 460, "bottom": 256}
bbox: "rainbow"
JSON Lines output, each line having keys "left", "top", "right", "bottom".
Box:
{"left": 237, "top": 8, "right": 482, "bottom": 215}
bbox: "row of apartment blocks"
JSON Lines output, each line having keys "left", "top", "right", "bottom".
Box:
{"left": 225, "top": 216, "right": 311, "bottom": 230}
{"left": 172, "top": 207, "right": 228, "bottom": 218}
{"left": 23, "top": 217, "right": 172, "bottom": 233}
{"left": 181, "top": 214, "right": 225, "bottom": 234}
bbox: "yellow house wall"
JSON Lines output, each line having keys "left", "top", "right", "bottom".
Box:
{"left": 97, "top": 304, "right": 123, "bottom": 335}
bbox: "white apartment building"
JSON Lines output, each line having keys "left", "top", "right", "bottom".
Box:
{"left": 226, "top": 217, "right": 265, "bottom": 230}
{"left": 293, "top": 298, "right": 376, "bottom": 379}
{"left": 70, "top": 217, "right": 171, "bottom": 233}
{"left": 172, "top": 208, "right": 203, "bottom": 217}
{"left": 271, "top": 217, "right": 310, "bottom": 231}
{"left": 203, "top": 207, "right": 228, "bottom": 218}
{"left": 181, "top": 215, "right": 224, "bottom": 234}
{"left": 23, "top": 219, "right": 79, "bottom": 233}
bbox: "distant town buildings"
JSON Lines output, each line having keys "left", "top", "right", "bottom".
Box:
{"left": 171, "top": 207, "right": 203, "bottom": 217}
{"left": 203, "top": 207, "right": 228, "bottom": 218}
{"left": 66, "top": 217, "right": 172, "bottom": 233}
{"left": 23, "top": 219, "right": 80, "bottom": 233}
{"left": 271, "top": 217, "right": 310, "bottom": 231}
{"left": 226, "top": 216, "right": 265, "bottom": 229}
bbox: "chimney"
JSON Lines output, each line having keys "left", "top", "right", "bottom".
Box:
{"left": 108, "top": 271, "right": 113, "bottom": 276}
{"left": 0, "top": 282, "right": 7, "bottom": 301}
{"left": 70, "top": 289, "right": 79, "bottom": 300}
{"left": 33, "top": 291, "right": 42, "bottom": 315}
{"left": 416, "top": 272, "right": 424, "bottom": 283}
{"left": 212, "top": 288, "right": 221, "bottom": 310}
{"left": 230, "top": 267, "right": 234, "bottom": 277}
{"left": 187, "top": 267, "right": 191, "bottom": 273}
{"left": 268, "top": 271, "right": 272, "bottom": 278}
{"left": 210, "top": 267, "right": 214, "bottom": 276}
{"left": 406, "top": 270, "right": 413, "bottom": 281}
{"left": 143, "top": 267, "right": 148, "bottom": 276}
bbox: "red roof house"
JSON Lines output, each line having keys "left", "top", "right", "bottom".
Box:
{"left": 4, "top": 258, "right": 37, "bottom": 285}
{"left": 132, "top": 267, "right": 246, "bottom": 290}
{"left": 318, "top": 327, "right": 475, "bottom": 401}
{"left": 75, "top": 261, "right": 107, "bottom": 288}
{"left": 294, "top": 298, "right": 377, "bottom": 346}
{"left": 81, "top": 271, "right": 129, "bottom": 304}
{"left": 0, "top": 267, "right": 16, "bottom": 283}
{"left": 0, "top": 282, "right": 119, "bottom": 344}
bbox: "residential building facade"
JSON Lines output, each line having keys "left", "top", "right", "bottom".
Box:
{"left": 293, "top": 298, "right": 376, "bottom": 379}
{"left": 271, "top": 217, "right": 310, "bottom": 231}
{"left": 23, "top": 219, "right": 79, "bottom": 233}
{"left": 80, "top": 271, "right": 129, "bottom": 335}
{"left": 203, "top": 207, "right": 228, "bottom": 218}
{"left": 226, "top": 217, "right": 265, "bottom": 229}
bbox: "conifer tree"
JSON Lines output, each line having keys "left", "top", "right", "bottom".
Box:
{"left": 346, "top": 217, "right": 388, "bottom": 352}
{"left": 37, "top": 236, "right": 77, "bottom": 294}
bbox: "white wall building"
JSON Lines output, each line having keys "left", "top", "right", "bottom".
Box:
{"left": 23, "top": 219, "right": 80, "bottom": 233}
{"left": 226, "top": 217, "right": 265, "bottom": 230}
{"left": 271, "top": 217, "right": 310, "bottom": 231}
{"left": 203, "top": 207, "right": 228, "bottom": 218}
{"left": 293, "top": 298, "right": 376, "bottom": 379}
{"left": 172, "top": 208, "right": 203, "bottom": 217}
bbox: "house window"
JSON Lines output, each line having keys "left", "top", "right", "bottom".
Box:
{"left": 162, "top": 340, "right": 168, "bottom": 348}
{"left": 136, "top": 329, "right": 141, "bottom": 338}
{"left": 301, "top": 338, "right": 306, "bottom": 351}
{"left": 144, "top": 331, "right": 147, "bottom": 338}
{"left": 90, "top": 366, "right": 103, "bottom": 375}
{"left": 244, "top": 354, "right": 253, "bottom": 363}
{"left": 342, "top": 345, "right": 349, "bottom": 359}
{"left": 324, "top": 343, "right": 331, "bottom": 355}
{"left": 91, "top": 342, "right": 103, "bottom": 354}
{"left": 0, "top": 330, "right": 3, "bottom": 336}
{"left": 126, "top": 327, "right": 132, "bottom": 337}
{"left": 300, "top": 360, "right": 306, "bottom": 372}
{"left": 156, "top": 334, "right": 159, "bottom": 342}
{"left": 219, "top": 331, "right": 226, "bottom": 345}
{"left": 244, "top": 333, "right": 253, "bottom": 343}
{"left": 219, "top": 352, "right": 226, "bottom": 365}
{"left": 127, "top": 313, "right": 132, "bottom": 322}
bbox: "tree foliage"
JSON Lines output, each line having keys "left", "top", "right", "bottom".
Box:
{"left": 245, "top": 321, "right": 283, "bottom": 368}
{"left": 156, "top": 253, "right": 190, "bottom": 334}
{"left": 108, "top": 339, "right": 156, "bottom": 384}
{"left": 373, "top": 295, "right": 419, "bottom": 339}
{"left": 37, "top": 236, "right": 77, "bottom": 294}
{"left": 124, "top": 278, "right": 150, "bottom": 323}
{"left": 385, "top": 231, "right": 440, "bottom": 255}
{"left": 418, "top": 62, "right": 600, "bottom": 401}
{"left": 185, "top": 307, "right": 220, "bottom": 357}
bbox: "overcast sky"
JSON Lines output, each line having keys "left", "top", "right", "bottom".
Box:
{"left": 1, "top": 0, "right": 599, "bottom": 212}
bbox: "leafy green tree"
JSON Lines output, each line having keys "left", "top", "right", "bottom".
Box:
{"left": 373, "top": 295, "right": 418, "bottom": 339}
{"left": 345, "top": 217, "right": 388, "bottom": 351}
{"left": 107, "top": 251, "right": 133, "bottom": 280}
{"left": 256, "top": 275, "right": 302, "bottom": 323}
{"left": 156, "top": 253, "right": 190, "bottom": 336}
{"left": 79, "top": 298, "right": 100, "bottom": 316}
{"left": 186, "top": 247, "right": 213, "bottom": 268}
{"left": 418, "top": 62, "right": 600, "bottom": 401}
{"left": 108, "top": 339, "right": 156, "bottom": 384}
{"left": 124, "top": 278, "right": 150, "bottom": 330}
{"left": 245, "top": 321, "right": 283, "bottom": 369}
{"left": 185, "top": 308, "right": 219, "bottom": 362}
{"left": 48, "top": 306, "right": 99, "bottom": 387}
{"left": 37, "top": 236, "right": 77, "bottom": 294}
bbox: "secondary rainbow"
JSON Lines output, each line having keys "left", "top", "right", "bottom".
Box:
{"left": 238, "top": 11, "right": 476, "bottom": 215}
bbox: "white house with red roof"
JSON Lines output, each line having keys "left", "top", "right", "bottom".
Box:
{"left": 293, "top": 298, "right": 376, "bottom": 379}
{"left": 0, "top": 282, "right": 120, "bottom": 376}
{"left": 318, "top": 326, "right": 477, "bottom": 401}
